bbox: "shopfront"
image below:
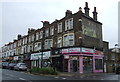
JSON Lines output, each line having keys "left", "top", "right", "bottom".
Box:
{"left": 24, "top": 54, "right": 31, "bottom": 69}
{"left": 30, "top": 51, "right": 51, "bottom": 68}
{"left": 51, "top": 47, "right": 104, "bottom": 73}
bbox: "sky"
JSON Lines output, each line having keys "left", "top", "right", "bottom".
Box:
{"left": 0, "top": 0, "right": 119, "bottom": 48}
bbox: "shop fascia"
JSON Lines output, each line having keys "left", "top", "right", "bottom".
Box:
{"left": 52, "top": 47, "right": 103, "bottom": 55}
{"left": 14, "top": 55, "right": 24, "bottom": 60}
{"left": 30, "top": 51, "right": 50, "bottom": 60}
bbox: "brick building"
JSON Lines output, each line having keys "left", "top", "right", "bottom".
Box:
{"left": 2, "top": 2, "right": 104, "bottom": 73}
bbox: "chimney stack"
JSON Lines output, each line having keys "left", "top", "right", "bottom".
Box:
{"left": 17, "top": 34, "right": 22, "bottom": 40}
{"left": 41, "top": 21, "right": 50, "bottom": 27}
{"left": 92, "top": 7, "right": 98, "bottom": 20}
{"left": 84, "top": 2, "right": 90, "bottom": 16}
{"left": 65, "top": 10, "right": 72, "bottom": 17}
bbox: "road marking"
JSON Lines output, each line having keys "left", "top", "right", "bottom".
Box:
{"left": 62, "top": 78, "right": 66, "bottom": 80}
{"left": 19, "top": 77, "right": 26, "bottom": 80}
{"left": 54, "top": 77, "right": 59, "bottom": 78}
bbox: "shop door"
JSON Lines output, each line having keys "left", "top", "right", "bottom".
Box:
{"left": 63, "top": 59, "right": 68, "bottom": 72}
{"left": 70, "top": 60, "right": 79, "bottom": 72}
{"left": 83, "top": 57, "right": 92, "bottom": 73}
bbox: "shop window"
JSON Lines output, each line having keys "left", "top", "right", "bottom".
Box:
{"left": 58, "top": 23, "right": 62, "bottom": 33}
{"left": 95, "top": 59, "right": 103, "bottom": 70}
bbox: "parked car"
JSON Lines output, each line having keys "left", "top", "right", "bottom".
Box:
{"left": 2, "top": 62, "right": 9, "bottom": 69}
{"left": 116, "top": 66, "right": 120, "bottom": 74}
{"left": 8, "top": 63, "right": 17, "bottom": 70}
{"left": 14, "top": 63, "right": 27, "bottom": 71}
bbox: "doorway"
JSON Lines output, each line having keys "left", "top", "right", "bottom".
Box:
{"left": 83, "top": 56, "right": 92, "bottom": 73}
{"left": 70, "top": 56, "right": 79, "bottom": 72}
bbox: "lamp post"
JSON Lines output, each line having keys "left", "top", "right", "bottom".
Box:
{"left": 115, "top": 44, "right": 118, "bottom": 70}
{"left": 38, "top": 50, "right": 44, "bottom": 68}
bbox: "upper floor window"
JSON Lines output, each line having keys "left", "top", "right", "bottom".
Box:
{"left": 36, "top": 32, "right": 39, "bottom": 40}
{"left": 58, "top": 23, "right": 62, "bottom": 33}
{"left": 31, "top": 34, "right": 34, "bottom": 42}
{"left": 69, "top": 34, "right": 74, "bottom": 46}
{"left": 50, "top": 26, "right": 54, "bottom": 35}
{"left": 45, "top": 29, "right": 49, "bottom": 37}
{"left": 65, "top": 18, "right": 73, "bottom": 31}
{"left": 63, "top": 33, "right": 74, "bottom": 47}
{"left": 40, "top": 31, "right": 43, "bottom": 39}
{"left": 34, "top": 42, "right": 41, "bottom": 51}
{"left": 29, "top": 36, "right": 31, "bottom": 43}
{"left": 63, "top": 35, "right": 69, "bottom": 46}
{"left": 57, "top": 37, "right": 62, "bottom": 48}
{"left": 44, "top": 39, "right": 53, "bottom": 49}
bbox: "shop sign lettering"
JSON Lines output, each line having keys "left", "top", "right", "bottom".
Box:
{"left": 82, "top": 48, "right": 94, "bottom": 54}
{"left": 69, "top": 48, "right": 80, "bottom": 53}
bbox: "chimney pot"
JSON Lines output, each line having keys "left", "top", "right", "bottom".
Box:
{"left": 92, "top": 7, "right": 98, "bottom": 20}
{"left": 84, "top": 2, "right": 90, "bottom": 16}
{"left": 85, "top": 2, "right": 88, "bottom": 7}
{"left": 41, "top": 21, "right": 50, "bottom": 27}
{"left": 65, "top": 10, "right": 72, "bottom": 17}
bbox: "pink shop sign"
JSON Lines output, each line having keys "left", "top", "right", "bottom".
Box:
{"left": 82, "top": 48, "right": 94, "bottom": 54}
{"left": 69, "top": 48, "right": 80, "bottom": 53}
{"left": 62, "top": 49, "right": 68, "bottom": 54}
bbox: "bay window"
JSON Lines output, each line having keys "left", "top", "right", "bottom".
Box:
{"left": 34, "top": 42, "right": 41, "bottom": 51}
{"left": 44, "top": 39, "right": 53, "bottom": 49}
{"left": 40, "top": 31, "right": 43, "bottom": 39}
{"left": 57, "top": 37, "right": 62, "bottom": 48}
{"left": 63, "top": 33, "right": 74, "bottom": 47}
{"left": 36, "top": 32, "right": 39, "bottom": 40}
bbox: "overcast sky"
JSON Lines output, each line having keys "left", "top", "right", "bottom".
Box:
{"left": 0, "top": 0, "right": 119, "bottom": 48}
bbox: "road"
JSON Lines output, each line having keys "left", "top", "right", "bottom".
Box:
{"left": 1, "top": 69, "right": 120, "bottom": 81}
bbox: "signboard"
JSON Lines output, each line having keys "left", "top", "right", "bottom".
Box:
{"left": 69, "top": 48, "right": 80, "bottom": 53}
{"left": 62, "top": 49, "right": 68, "bottom": 54}
{"left": 14, "top": 56, "right": 18, "bottom": 60}
{"left": 82, "top": 48, "right": 94, "bottom": 54}
{"left": 95, "top": 50, "right": 103, "bottom": 55}
{"left": 31, "top": 51, "right": 50, "bottom": 60}
{"left": 51, "top": 49, "right": 62, "bottom": 55}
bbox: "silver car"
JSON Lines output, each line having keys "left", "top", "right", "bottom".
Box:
{"left": 14, "top": 63, "right": 27, "bottom": 71}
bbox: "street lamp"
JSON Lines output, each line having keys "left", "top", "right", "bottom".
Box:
{"left": 115, "top": 44, "right": 118, "bottom": 68}
{"left": 38, "top": 50, "right": 44, "bottom": 68}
